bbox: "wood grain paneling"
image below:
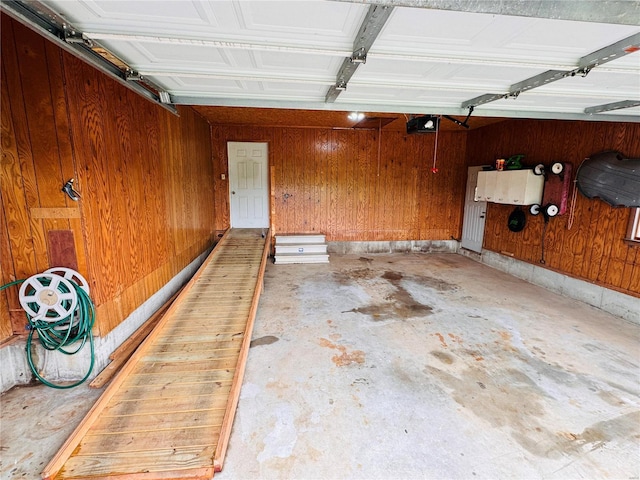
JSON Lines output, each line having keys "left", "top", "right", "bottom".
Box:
{"left": 1, "top": 16, "right": 64, "bottom": 340}
{"left": 0, "top": 15, "right": 216, "bottom": 339}
{"left": 61, "top": 58, "right": 215, "bottom": 334}
{"left": 211, "top": 126, "right": 468, "bottom": 242}
{"left": 468, "top": 119, "right": 640, "bottom": 297}
{"left": 0, "top": 199, "right": 16, "bottom": 340}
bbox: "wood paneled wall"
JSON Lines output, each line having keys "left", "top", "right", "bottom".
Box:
{"left": 468, "top": 119, "right": 640, "bottom": 297}
{"left": 0, "top": 15, "right": 216, "bottom": 341}
{"left": 211, "top": 126, "right": 468, "bottom": 241}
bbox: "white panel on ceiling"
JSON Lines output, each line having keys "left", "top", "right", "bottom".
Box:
{"left": 253, "top": 51, "right": 341, "bottom": 73}
{"left": 375, "top": 7, "right": 640, "bottom": 64}
{"left": 354, "top": 61, "right": 550, "bottom": 90}
{"left": 94, "top": 41, "right": 343, "bottom": 87}
{"left": 376, "top": 7, "right": 499, "bottom": 48}
{"left": 52, "top": 0, "right": 219, "bottom": 31}
{"left": 168, "top": 78, "right": 327, "bottom": 100}
{"left": 236, "top": 0, "right": 367, "bottom": 47}
{"left": 159, "top": 76, "right": 244, "bottom": 92}
{"left": 338, "top": 84, "right": 478, "bottom": 106}
{"left": 503, "top": 19, "right": 640, "bottom": 59}
{"left": 46, "top": 0, "right": 367, "bottom": 49}
{"left": 96, "top": 40, "right": 233, "bottom": 67}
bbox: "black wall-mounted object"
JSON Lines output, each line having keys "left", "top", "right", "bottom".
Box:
{"left": 406, "top": 115, "right": 440, "bottom": 134}
{"left": 508, "top": 207, "right": 526, "bottom": 232}
{"left": 576, "top": 151, "right": 640, "bottom": 207}
{"left": 62, "top": 179, "right": 81, "bottom": 201}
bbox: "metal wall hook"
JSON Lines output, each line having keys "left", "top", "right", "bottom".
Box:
{"left": 62, "top": 179, "right": 81, "bottom": 201}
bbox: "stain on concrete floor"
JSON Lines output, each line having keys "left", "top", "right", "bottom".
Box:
{"left": 339, "top": 268, "right": 452, "bottom": 321}
{"left": 318, "top": 338, "right": 366, "bottom": 366}
{"left": 250, "top": 335, "right": 279, "bottom": 348}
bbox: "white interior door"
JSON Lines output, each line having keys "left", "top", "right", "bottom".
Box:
{"left": 461, "top": 166, "right": 487, "bottom": 253}
{"left": 228, "top": 142, "right": 269, "bottom": 228}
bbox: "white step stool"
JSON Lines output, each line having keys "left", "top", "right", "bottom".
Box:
{"left": 274, "top": 235, "right": 329, "bottom": 264}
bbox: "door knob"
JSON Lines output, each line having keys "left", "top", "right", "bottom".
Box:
{"left": 232, "top": 191, "right": 236, "bottom": 195}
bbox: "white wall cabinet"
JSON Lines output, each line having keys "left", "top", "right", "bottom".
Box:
{"left": 475, "top": 170, "right": 543, "bottom": 205}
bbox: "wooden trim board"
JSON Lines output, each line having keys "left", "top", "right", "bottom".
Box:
{"left": 42, "top": 229, "right": 269, "bottom": 479}
{"left": 30, "top": 207, "right": 81, "bottom": 219}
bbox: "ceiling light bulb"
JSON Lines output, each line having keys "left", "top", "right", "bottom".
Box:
{"left": 349, "top": 112, "right": 364, "bottom": 121}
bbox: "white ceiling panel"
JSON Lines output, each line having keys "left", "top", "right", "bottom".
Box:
{"left": 162, "top": 77, "right": 329, "bottom": 100}
{"left": 102, "top": 39, "right": 341, "bottom": 77}
{"left": 55, "top": 0, "right": 221, "bottom": 32}
{"left": 59, "top": 0, "right": 366, "bottom": 48}
{"left": 98, "top": 40, "right": 235, "bottom": 67}
{"left": 254, "top": 51, "right": 341, "bottom": 72}
{"left": 374, "top": 8, "right": 639, "bottom": 63}
{"left": 235, "top": 1, "right": 366, "bottom": 44}
{"left": 159, "top": 76, "right": 244, "bottom": 93}
{"left": 354, "top": 61, "right": 552, "bottom": 91}
{"left": 339, "top": 84, "right": 480, "bottom": 106}
{"left": 13, "top": 0, "right": 640, "bottom": 121}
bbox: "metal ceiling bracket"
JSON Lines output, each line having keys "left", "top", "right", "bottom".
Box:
{"left": 585, "top": 100, "right": 640, "bottom": 115}
{"left": 350, "top": 47, "right": 367, "bottom": 64}
{"left": 125, "top": 70, "right": 144, "bottom": 82}
{"left": 158, "top": 91, "right": 172, "bottom": 104}
{"left": 461, "top": 32, "right": 640, "bottom": 110}
{"left": 579, "top": 32, "right": 640, "bottom": 70}
{"left": 1, "top": 0, "right": 178, "bottom": 114}
{"left": 63, "top": 29, "right": 93, "bottom": 47}
{"left": 462, "top": 93, "right": 506, "bottom": 109}
{"left": 508, "top": 70, "right": 568, "bottom": 96}
{"left": 326, "top": 58, "right": 357, "bottom": 102}
{"left": 325, "top": 4, "right": 394, "bottom": 103}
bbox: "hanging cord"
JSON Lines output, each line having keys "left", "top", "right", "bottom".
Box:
{"left": 377, "top": 118, "right": 382, "bottom": 177}
{"left": 432, "top": 117, "right": 440, "bottom": 173}
{"left": 0, "top": 278, "right": 95, "bottom": 389}
{"left": 567, "top": 179, "right": 579, "bottom": 230}
{"left": 540, "top": 216, "right": 550, "bottom": 264}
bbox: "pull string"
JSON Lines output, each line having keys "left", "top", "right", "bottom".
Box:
{"left": 540, "top": 218, "right": 549, "bottom": 264}
{"left": 432, "top": 116, "right": 440, "bottom": 173}
{"left": 377, "top": 118, "right": 382, "bottom": 177}
{"left": 567, "top": 179, "right": 578, "bottom": 230}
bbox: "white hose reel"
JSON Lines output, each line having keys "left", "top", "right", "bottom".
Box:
{"left": 18, "top": 268, "right": 89, "bottom": 322}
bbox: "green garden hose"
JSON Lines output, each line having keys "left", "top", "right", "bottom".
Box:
{"left": 0, "top": 277, "right": 96, "bottom": 389}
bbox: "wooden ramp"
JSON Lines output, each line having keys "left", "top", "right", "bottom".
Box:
{"left": 43, "top": 229, "right": 270, "bottom": 480}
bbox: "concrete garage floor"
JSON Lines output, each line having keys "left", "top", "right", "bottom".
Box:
{"left": 2, "top": 253, "right": 639, "bottom": 479}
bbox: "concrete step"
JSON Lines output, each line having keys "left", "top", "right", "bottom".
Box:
{"left": 274, "top": 253, "right": 329, "bottom": 264}
{"left": 275, "top": 244, "right": 327, "bottom": 255}
{"left": 275, "top": 234, "right": 326, "bottom": 245}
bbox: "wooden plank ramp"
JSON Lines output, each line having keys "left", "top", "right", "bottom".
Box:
{"left": 43, "top": 229, "right": 270, "bottom": 480}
